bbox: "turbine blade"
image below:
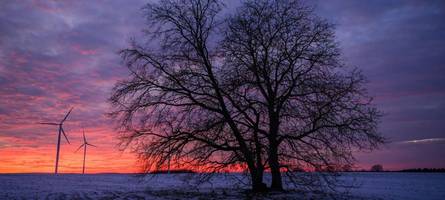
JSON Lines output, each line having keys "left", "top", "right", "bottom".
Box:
{"left": 61, "top": 128, "right": 70, "bottom": 144}
{"left": 39, "top": 122, "right": 59, "bottom": 125}
{"left": 83, "top": 129, "right": 86, "bottom": 143}
{"left": 75, "top": 144, "right": 85, "bottom": 152}
{"left": 87, "top": 143, "right": 97, "bottom": 147}
{"left": 61, "top": 107, "right": 74, "bottom": 123}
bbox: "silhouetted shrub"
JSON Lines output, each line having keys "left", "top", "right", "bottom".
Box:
{"left": 370, "top": 164, "right": 383, "bottom": 172}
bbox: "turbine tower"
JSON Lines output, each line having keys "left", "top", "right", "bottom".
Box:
{"left": 40, "top": 107, "right": 73, "bottom": 174}
{"left": 75, "top": 129, "right": 96, "bottom": 174}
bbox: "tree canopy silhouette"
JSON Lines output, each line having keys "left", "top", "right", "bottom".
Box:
{"left": 371, "top": 164, "right": 384, "bottom": 172}
{"left": 109, "top": 0, "right": 384, "bottom": 192}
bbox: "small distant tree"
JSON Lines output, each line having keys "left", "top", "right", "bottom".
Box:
{"left": 371, "top": 164, "right": 384, "bottom": 172}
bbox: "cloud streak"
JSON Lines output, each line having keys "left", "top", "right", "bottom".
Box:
{"left": 395, "top": 138, "right": 445, "bottom": 144}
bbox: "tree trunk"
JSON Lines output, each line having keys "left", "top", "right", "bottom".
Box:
{"left": 268, "top": 117, "right": 284, "bottom": 190}
{"left": 269, "top": 141, "right": 283, "bottom": 190}
{"left": 253, "top": 127, "right": 265, "bottom": 190}
{"left": 250, "top": 167, "right": 267, "bottom": 192}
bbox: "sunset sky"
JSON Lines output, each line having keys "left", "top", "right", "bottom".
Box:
{"left": 1, "top": 0, "right": 444, "bottom": 173}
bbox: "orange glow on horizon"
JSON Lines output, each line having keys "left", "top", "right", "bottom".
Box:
{"left": 0, "top": 124, "right": 245, "bottom": 174}
{"left": 0, "top": 125, "right": 142, "bottom": 174}
{"left": 0, "top": 118, "right": 419, "bottom": 174}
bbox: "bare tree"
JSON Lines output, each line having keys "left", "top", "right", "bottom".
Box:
{"left": 110, "top": 0, "right": 383, "bottom": 193}
{"left": 221, "top": 0, "right": 384, "bottom": 190}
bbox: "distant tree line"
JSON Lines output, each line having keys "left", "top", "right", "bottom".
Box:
{"left": 340, "top": 164, "right": 445, "bottom": 173}
{"left": 150, "top": 169, "right": 196, "bottom": 174}
{"left": 398, "top": 168, "right": 445, "bottom": 173}
{"left": 149, "top": 166, "right": 445, "bottom": 173}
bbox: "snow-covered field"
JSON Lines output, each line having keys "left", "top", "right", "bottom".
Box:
{"left": 0, "top": 173, "right": 444, "bottom": 199}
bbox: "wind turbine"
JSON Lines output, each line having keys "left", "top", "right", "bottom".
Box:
{"left": 75, "top": 129, "right": 96, "bottom": 174}
{"left": 40, "top": 107, "right": 73, "bottom": 174}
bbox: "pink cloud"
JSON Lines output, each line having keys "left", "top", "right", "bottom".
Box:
{"left": 71, "top": 44, "right": 98, "bottom": 56}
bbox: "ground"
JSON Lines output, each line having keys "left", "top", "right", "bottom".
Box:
{"left": 0, "top": 173, "right": 444, "bottom": 199}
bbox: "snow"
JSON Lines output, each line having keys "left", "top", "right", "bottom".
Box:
{"left": 340, "top": 173, "right": 445, "bottom": 200}
{"left": 0, "top": 173, "right": 444, "bottom": 199}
